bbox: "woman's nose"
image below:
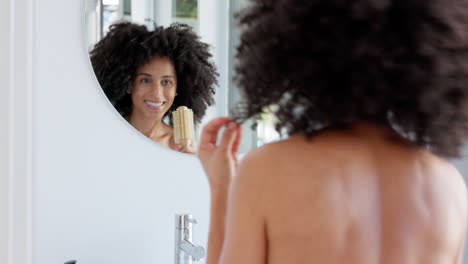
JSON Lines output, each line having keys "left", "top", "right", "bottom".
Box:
{"left": 151, "top": 83, "right": 164, "bottom": 97}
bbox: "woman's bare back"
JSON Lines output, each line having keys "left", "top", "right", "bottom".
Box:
{"left": 255, "top": 124, "right": 467, "bottom": 264}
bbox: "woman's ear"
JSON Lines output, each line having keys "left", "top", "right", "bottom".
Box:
{"left": 127, "top": 84, "right": 133, "bottom": 94}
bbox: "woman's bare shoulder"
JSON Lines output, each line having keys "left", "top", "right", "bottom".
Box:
{"left": 241, "top": 133, "right": 352, "bottom": 164}
{"left": 238, "top": 134, "right": 326, "bottom": 176}
{"left": 241, "top": 135, "right": 304, "bottom": 160}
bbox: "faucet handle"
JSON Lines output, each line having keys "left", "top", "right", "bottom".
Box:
{"left": 185, "top": 216, "right": 198, "bottom": 225}
{"left": 180, "top": 241, "right": 206, "bottom": 261}
{"left": 176, "top": 214, "right": 198, "bottom": 229}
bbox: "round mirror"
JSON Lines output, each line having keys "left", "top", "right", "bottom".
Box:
{"left": 84, "top": 0, "right": 283, "bottom": 155}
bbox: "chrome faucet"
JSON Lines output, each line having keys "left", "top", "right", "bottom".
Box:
{"left": 175, "top": 214, "right": 206, "bottom": 264}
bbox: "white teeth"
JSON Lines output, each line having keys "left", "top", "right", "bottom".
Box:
{"left": 145, "top": 101, "right": 164, "bottom": 107}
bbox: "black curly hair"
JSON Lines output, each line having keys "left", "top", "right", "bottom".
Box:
{"left": 90, "top": 21, "right": 218, "bottom": 125}
{"left": 232, "top": 0, "right": 468, "bottom": 157}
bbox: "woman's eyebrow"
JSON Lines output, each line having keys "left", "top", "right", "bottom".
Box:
{"left": 136, "top": 73, "right": 153, "bottom": 77}
{"left": 136, "top": 73, "right": 175, "bottom": 79}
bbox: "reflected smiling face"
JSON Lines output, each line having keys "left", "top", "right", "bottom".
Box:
{"left": 129, "top": 56, "right": 177, "bottom": 121}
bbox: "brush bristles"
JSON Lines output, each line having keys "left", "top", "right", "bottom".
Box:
{"left": 172, "top": 106, "right": 195, "bottom": 147}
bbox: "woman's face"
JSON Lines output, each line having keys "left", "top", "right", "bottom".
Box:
{"left": 130, "top": 56, "right": 177, "bottom": 121}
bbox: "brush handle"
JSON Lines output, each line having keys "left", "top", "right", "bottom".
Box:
{"left": 172, "top": 106, "right": 195, "bottom": 147}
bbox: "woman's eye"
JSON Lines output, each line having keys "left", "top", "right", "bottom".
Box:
{"left": 140, "top": 78, "right": 151, "bottom": 84}
{"left": 162, "top": 80, "right": 173, "bottom": 86}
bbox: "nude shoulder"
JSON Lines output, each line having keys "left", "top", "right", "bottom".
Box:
{"left": 241, "top": 136, "right": 297, "bottom": 163}
{"left": 422, "top": 153, "right": 467, "bottom": 194}
{"left": 435, "top": 158, "right": 468, "bottom": 210}
{"left": 238, "top": 134, "right": 326, "bottom": 177}
{"left": 240, "top": 133, "right": 353, "bottom": 164}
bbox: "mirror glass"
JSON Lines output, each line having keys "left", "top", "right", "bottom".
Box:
{"left": 85, "top": 0, "right": 283, "bottom": 154}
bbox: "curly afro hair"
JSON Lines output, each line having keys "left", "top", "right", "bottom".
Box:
{"left": 233, "top": 0, "right": 468, "bottom": 157}
{"left": 90, "top": 21, "right": 218, "bottom": 125}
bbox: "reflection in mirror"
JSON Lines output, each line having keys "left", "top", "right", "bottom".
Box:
{"left": 85, "top": 0, "right": 218, "bottom": 154}
{"left": 85, "top": 0, "right": 284, "bottom": 154}
{"left": 85, "top": 0, "right": 198, "bottom": 49}
{"left": 227, "top": 0, "right": 285, "bottom": 153}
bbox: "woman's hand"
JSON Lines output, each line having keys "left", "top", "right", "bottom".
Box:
{"left": 198, "top": 117, "right": 243, "bottom": 264}
{"left": 197, "top": 117, "right": 243, "bottom": 190}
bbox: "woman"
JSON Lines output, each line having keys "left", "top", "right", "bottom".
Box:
{"left": 198, "top": 0, "right": 468, "bottom": 263}
{"left": 90, "top": 22, "right": 218, "bottom": 153}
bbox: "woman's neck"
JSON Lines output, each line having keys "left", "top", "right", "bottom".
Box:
{"left": 347, "top": 121, "right": 408, "bottom": 144}
{"left": 126, "top": 112, "right": 171, "bottom": 140}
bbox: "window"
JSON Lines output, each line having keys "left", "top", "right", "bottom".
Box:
{"left": 173, "top": 0, "right": 198, "bottom": 32}
{"left": 102, "top": 0, "right": 120, "bottom": 36}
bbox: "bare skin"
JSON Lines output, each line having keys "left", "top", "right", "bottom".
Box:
{"left": 198, "top": 118, "right": 467, "bottom": 264}
{"left": 127, "top": 116, "right": 196, "bottom": 153}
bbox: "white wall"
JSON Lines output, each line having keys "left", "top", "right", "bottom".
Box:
{"left": 32, "top": 0, "right": 211, "bottom": 263}
{"left": 0, "top": 0, "right": 11, "bottom": 261}
{"left": 153, "top": 0, "right": 172, "bottom": 27}
{"left": 131, "top": 0, "right": 154, "bottom": 27}
{"left": 0, "top": 0, "right": 34, "bottom": 264}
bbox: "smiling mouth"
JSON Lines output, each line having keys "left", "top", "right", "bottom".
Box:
{"left": 144, "top": 100, "right": 166, "bottom": 110}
